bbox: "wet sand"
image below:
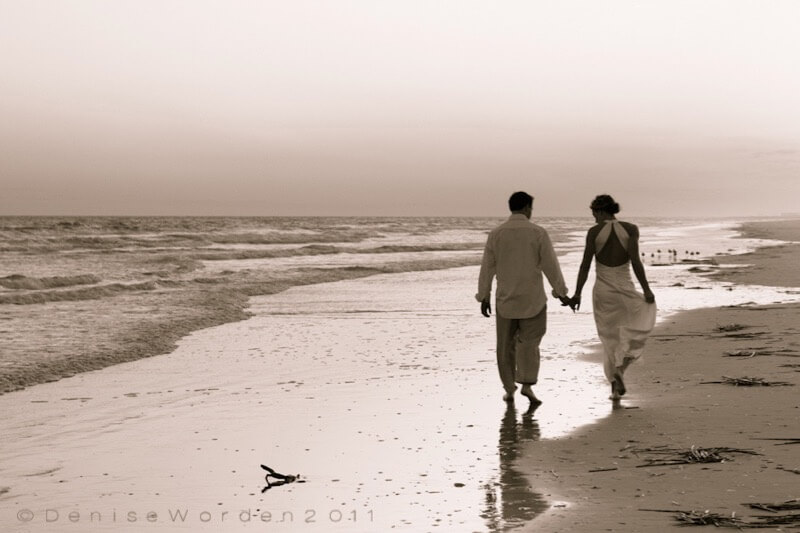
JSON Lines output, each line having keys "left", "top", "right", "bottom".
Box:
{"left": 0, "top": 267, "right": 607, "bottom": 532}
{"left": 524, "top": 218, "right": 800, "bottom": 532}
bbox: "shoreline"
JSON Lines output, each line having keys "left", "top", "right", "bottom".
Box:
{"left": 523, "top": 218, "right": 800, "bottom": 532}
{"left": 1, "top": 216, "right": 784, "bottom": 397}
{"left": 0, "top": 257, "right": 479, "bottom": 395}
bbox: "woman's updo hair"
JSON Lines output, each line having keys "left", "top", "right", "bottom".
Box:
{"left": 590, "top": 194, "right": 620, "bottom": 215}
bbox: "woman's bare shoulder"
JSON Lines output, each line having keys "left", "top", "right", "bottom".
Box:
{"left": 619, "top": 221, "right": 639, "bottom": 235}
{"left": 585, "top": 224, "right": 602, "bottom": 240}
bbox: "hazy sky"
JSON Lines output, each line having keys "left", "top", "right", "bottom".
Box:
{"left": 2, "top": 0, "right": 799, "bottom": 216}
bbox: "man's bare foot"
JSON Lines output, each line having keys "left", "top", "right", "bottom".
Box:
{"left": 520, "top": 385, "right": 542, "bottom": 405}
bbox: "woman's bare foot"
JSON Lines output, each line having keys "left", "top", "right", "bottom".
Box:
{"left": 621, "top": 356, "right": 635, "bottom": 372}
{"left": 609, "top": 380, "right": 621, "bottom": 400}
{"left": 615, "top": 375, "right": 626, "bottom": 396}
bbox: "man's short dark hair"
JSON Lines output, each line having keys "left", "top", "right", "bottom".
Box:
{"left": 508, "top": 191, "right": 533, "bottom": 212}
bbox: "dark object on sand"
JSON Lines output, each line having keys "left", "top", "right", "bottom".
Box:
{"left": 632, "top": 445, "right": 759, "bottom": 467}
{"left": 261, "top": 465, "right": 304, "bottom": 493}
{"left": 673, "top": 509, "right": 746, "bottom": 527}
{"left": 639, "top": 508, "right": 746, "bottom": 527}
{"left": 714, "top": 323, "right": 749, "bottom": 332}
{"left": 712, "top": 323, "right": 771, "bottom": 339}
{"left": 753, "top": 437, "right": 800, "bottom": 445}
{"left": 640, "top": 506, "right": 800, "bottom": 528}
{"left": 750, "top": 513, "right": 800, "bottom": 527}
{"left": 700, "top": 376, "right": 794, "bottom": 387}
{"left": 724, "top": 350, "right": 800, "bottom": 358}
{"left": 744, "top": 499, "right": 800, "bottom": 512}
{"left": 723, "top": 350, "right": 758, "bottom": 358}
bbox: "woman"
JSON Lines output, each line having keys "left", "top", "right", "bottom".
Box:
{"left": 570, "top": 195, "right": 656, "bottom": 400}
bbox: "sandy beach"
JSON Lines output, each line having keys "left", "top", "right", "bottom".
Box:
{"left": 1, "top": 266, "right": 601, "bottom": 533}
{"left": 524, "top": 219, "right": 800, "bottom": 532}
{"left": 1, "top": 219, "right": 798, "bottom": 533}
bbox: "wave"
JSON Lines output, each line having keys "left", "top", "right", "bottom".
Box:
{"left": 195, "top": 242, "right": 482, "bottom": 261}
{"left": 206, "top": 233, "right": 368, "bottom": 245}
{"left": 0, "top": 233, "right": 374, "bottom": 253}
{"left": 148, "top": 256, "right": 204, "bottom": 273}
{"left": 0, "top": 281, "right": 157, "bottom": 305}
{"left": 0, "top": 274, "right": 101, "bottom": 290}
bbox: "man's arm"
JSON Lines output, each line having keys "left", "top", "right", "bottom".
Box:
{"left": 539, "top": 230, "right": 569, "bottom": 300}
{"left": 476, "top": 234, "right": 496, "bottom": 316}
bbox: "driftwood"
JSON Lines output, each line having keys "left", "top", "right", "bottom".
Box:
{"left": 723, "top": 350, "right": 759, "bottom": 357}
{"left": 632, "top": 445, "right": 759, "bottom": 468}
{"left": 752, "top": 437, "right": 800, "bottom": 445}
{"left": 744, "top": 499, "right": 800, "bottom": 512}
{"left": 714, "top": 324, "right": 749, "bottom": 332}
{"left": 700, "top": 376, "right": 794, "bottom": 387}
{"left": 640, "top": 509, "right": 746, "bottom": 527}
{"left": 260, "top": 465, "right": 305, "bottom": 493}
{"left": 723, "top": 332, "right": 766, "bottom": 339}
{"left": 747, "top": 513, "right": 800, "bottom": 527}
{"left": 725, "top": 350, "right": 800, "bottom": 358}
{"left": 673, "top": 510, "right": 746, "bottom": 527}
{"left": 640, "top": 506, "right": 800, "bottom": 528}
{"left": 773, "top": 350, "right": 800, "bottom": 357}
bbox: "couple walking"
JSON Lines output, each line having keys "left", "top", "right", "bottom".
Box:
{"left": 476, "top": 191, "right": 656, "bottom": 403}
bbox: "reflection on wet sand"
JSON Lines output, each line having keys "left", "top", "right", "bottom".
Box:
{"left": 482, "top": 404, "right": 549, "bottom": 531}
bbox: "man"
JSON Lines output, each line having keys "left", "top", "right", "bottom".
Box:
{"left": 476, "top": 191, "right": 570, "bottom": 404}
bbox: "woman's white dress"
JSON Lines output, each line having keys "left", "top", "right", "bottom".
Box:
{"left": 593, "top": 220, "right": 657, "bottom": 382}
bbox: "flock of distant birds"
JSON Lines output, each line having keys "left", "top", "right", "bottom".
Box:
{"left": 643, "top": 249, "right": 702, "bottom": 259}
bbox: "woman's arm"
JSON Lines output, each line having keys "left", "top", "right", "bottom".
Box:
{"left": 627, "top": 224, "right": 655, "bottom": 303}
{"left": 571, "top": 229, "right": 596, "bottom": 309}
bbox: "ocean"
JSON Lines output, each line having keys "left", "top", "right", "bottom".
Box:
{"left": 0, "top": 215, "right": 792, "bottom": 395}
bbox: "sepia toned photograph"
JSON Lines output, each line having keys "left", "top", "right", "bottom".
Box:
{"left": 1, "top": 1, "right": 799, "bottom": 531}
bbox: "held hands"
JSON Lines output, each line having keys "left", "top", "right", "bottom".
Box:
{"left": 485, "top": 294, "right": 589, "bottom": 315}
{"left": 559, "top": 291, "right": 652, "bottom": 309}
{"left": 559, "top": 294, "right": 580, "bottom": 312}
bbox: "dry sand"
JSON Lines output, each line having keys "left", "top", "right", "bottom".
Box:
{"left": 524, "top": 219, "right": 800, "bottom": 532}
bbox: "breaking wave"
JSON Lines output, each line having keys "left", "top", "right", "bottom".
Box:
{"left": 0, "top": 281, "right": 157, "bottom": 305}
{"left": 0, "top": 274, "right": 101, "bottom": 290}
